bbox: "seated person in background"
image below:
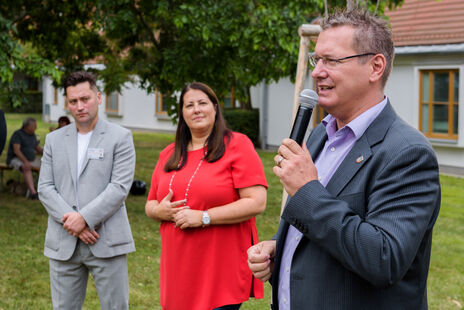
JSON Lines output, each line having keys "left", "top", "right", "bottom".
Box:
{"left": 49, "top": 115, "right": 71, "bottom": 132}
{"left": 6, "top": 117, "right": 43, "bottom": 199}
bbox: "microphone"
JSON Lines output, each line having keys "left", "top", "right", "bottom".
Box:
{"left": 289, "top": 89, "right": 318, "bottom": 145}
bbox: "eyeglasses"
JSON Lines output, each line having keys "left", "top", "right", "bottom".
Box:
{"left": 309, "top": 53, "right": 376, "bottom": 68}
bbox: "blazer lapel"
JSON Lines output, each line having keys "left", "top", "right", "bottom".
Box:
{"left": 306, "top": 124, "right": 328, "bottom": 160}
{"left": 325, "top": 102, "right": 397, "bottom": 196}
{"left": 78, "top": 119, "right": 105, "bottom": 177}
{"left": 65, "top": 124, "right": 78, "bottom": 186}
{"left": 326, "top": 136, "right": 372, "bottom": 196}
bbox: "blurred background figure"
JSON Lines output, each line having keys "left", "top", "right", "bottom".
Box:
{"left": 49, "top": 115, "right": 71, "bottom": 132}
{"left": 57, "top": 115, "right": 71, "bottom": 128}
{"left": 6, "top": 117, "right": 43, "bottom": 199}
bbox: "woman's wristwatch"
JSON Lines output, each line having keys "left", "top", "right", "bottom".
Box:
{"left": 201, "top": 211, "right": 211, "bottom": 226}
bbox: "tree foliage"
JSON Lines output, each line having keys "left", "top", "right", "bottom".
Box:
{"left": 1, "top": 0, "right": 403, "bottom": 114}
{"left": 0, "top": 12, "right": 61, "bottom": 108}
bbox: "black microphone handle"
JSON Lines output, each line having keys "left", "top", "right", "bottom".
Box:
{"left": 289, "top": 105, "right": 314, "bottom": 145}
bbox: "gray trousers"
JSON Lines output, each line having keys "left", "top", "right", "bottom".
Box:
{"left": 49, "top": 241, "right": 129, "bottom": 310}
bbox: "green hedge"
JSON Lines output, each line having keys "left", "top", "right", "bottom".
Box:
{"left": 223, "top": 108, "right": 260, "bottom": 146}
{"left": 1, "top": 91, "right": 43, "bottom": 113}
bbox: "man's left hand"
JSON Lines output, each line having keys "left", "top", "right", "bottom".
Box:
{"left": 62, "top": 212, "right": 87, "bottom": 236}
{"left": 273, "top": 138, "right": 318, "bottom": 196}
{"left": 78, "top": 228, "right": 99, "bottom": 245}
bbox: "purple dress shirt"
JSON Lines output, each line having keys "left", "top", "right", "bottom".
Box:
{"left": 277, "top": 97, "right": 388, "bottom": 309}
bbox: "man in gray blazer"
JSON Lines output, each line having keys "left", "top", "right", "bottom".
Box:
{"left": 248, "top": 9, "right": 441, "bottom": 310}
{"left": 39, "top": 71, "right": 136, "bottom": 309}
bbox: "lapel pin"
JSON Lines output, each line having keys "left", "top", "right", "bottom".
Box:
{"left": 356, "top": 155, "right": 364, "bottom": 163}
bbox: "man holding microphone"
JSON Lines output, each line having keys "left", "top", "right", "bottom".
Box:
{"left": 248, "top": 9, "right": 440, "bottom": 310}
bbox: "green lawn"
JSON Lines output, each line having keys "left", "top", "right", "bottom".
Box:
{"left": 0, "top": 113, "right": 462, "bottom": 309}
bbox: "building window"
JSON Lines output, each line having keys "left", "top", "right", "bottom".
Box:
{"left": 25, "top": 76, "right": 39, "bottom": 91}
{"left": 54, "top": 88, "right": 58, "bottom": 105}
{"left": 155, "top": 90, "right": 168, "bottom": 115}
{"left": 420, "top": 69, "right": 459, "bottom": 140}
{"left": 223, "top": 88, "right": 236, "bottom": 108}
{"left": 106, "top": 92, "right": 119, "bottom": 113}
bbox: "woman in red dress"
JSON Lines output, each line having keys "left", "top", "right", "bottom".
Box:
{"left": 145, "top": 82, "right": 268, "bottom": 310}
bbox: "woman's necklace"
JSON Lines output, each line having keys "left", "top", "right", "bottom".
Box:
{"left": 168, "top": 150, "right": 206, "bottom": 206}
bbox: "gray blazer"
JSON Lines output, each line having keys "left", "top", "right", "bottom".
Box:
{"left": 271, "top": 103, "right": 441, "bottom": 310}
{"left": 38, "top": 119, "right": 136, "bottom": 260}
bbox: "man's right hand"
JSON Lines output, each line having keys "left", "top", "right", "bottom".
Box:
{"left": 247, "top": 240, "right": 276, "bottom": 282}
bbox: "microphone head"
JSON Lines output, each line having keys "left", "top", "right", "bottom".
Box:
{"left": 299, "top": 89, "right": 318, "bottom": 109}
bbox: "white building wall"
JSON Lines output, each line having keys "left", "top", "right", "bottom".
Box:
{"left": 250, "top": 86, "right": 262, "bottom": 110}
{"left": 386, "top": 53, "right": 464, "bottom": 170}
{"left": 105, "top": 83, "right": 175, "bottom": 132}
{"left": 385, "top": 65, "right": 417, "bottom": 126}
{"left": 253, "top": 77, "right": 315, "bottom": 149}
{"left": 434, "top": 146, "right": 464, "bottom": 169}
{"left": 265, "top": 78, "right": 295, "bottom": 147}
{"left": 42, "top": 77, "right": 68, "bottom": 124}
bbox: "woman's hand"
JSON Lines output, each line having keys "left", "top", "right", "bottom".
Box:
{"left": 145, "top": 189, "right": 188, "bottom": 222}
{"left": 174, "top": 209, "right": 203, "bottom": 229}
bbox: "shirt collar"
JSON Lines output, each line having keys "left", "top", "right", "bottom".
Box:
{"left": 322, "top": 96, "right": 388, "bottom": 139}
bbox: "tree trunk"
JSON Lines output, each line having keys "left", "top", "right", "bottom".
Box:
{"left": 239, "top": 86, "right": 252, "bottom": 110}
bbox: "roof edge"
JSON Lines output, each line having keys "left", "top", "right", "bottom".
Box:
{"left": 395, "top": 43, "right": 464, "bottom": 54}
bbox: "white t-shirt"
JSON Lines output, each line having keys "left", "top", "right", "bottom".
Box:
{"left": 77, "top": 131, "right": 93, "bottom": 176}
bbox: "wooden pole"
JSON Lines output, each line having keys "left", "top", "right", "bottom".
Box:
{"left": 280, "top": 24, "right": 321, "bottom": 214}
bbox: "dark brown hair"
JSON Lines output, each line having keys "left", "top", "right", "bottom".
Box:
{"left": 63, "top": 71, "right": 99, "bottom": 95}
{"left": 58, "top": 116, "right": 71, "bottom": 125}
{"left": 164, "top": 82, "right": 231, "bottom": 172}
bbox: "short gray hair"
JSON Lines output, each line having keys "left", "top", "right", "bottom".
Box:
{"left": 321, "top": 9, "right": 394, "bottom": 88}
{"left": 22, "top": 117, "right": 36, "bottom": 129}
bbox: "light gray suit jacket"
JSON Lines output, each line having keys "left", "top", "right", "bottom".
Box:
{"left": 38, "top": 119, "right": 136, "bottom": 260}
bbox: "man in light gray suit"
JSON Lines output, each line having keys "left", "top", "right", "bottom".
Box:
{"left": 248, "top": 9, "right": 440, "bottom": 310}
{"left": 39, "top": 71, "right": 136, "bottom": 309}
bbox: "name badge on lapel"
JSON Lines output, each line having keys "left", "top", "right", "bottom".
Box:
{"left": 88, "top": 148, "right": 104, "bottom": 160}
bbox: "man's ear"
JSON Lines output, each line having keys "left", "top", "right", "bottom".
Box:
{"left": 369, "top": 54, "right": 386, "bottom": 83}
